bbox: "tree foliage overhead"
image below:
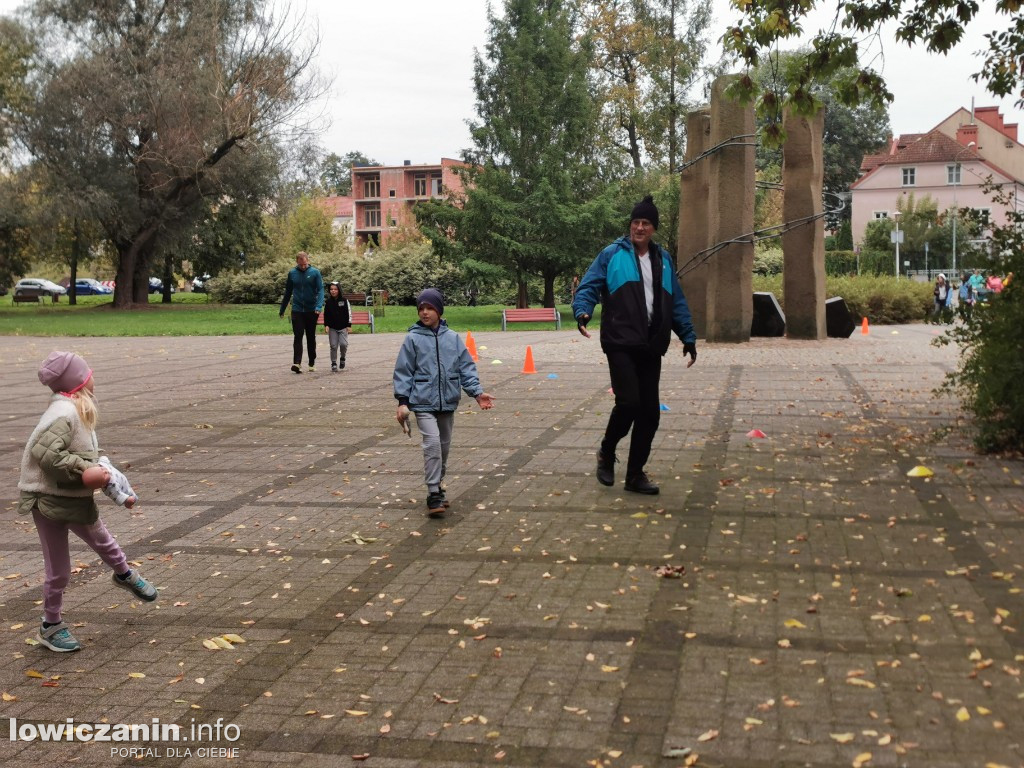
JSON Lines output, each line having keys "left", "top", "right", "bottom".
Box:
{"left": 15, "top": 0, "right": 323, "bottom": 307}
{"left": 752, "top": 49, "right": 890, "bottom": 223}
{"left": 723, "top": 1, "right": 1024, "bottom": 146}
{"left": 581, "top": 0, "right": 720, "bottom": 174}
{"left": 0, "top": 16, "right": 33, "bottom": 164}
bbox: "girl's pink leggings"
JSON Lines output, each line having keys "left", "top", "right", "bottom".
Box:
{"left": 32, "top": 511, "right": 128, "bottom": 624}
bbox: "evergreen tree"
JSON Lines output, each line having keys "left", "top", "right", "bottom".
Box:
{"left": 463, "top": 0, "right": 617, "bottom": 308}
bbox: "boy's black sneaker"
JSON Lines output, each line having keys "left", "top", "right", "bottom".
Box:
{"left": 291, "top": 364, "right": 301, "bottom": 374}
{"left": 426, "top": 492, "right": 446, "bottom": 517}
{"left": 596, "top": 450, "right": 616, "bottom": 486}
{"left": 624, "top": 471, "right": 659, "bottom": 495}
{"left": 331, "top": 363, "right": 338, "bottom": 372}
{"left": 438, "top": 489, "right": 451, "bottom": 508}
{"left": 339, "top": 360, "right": 346, "bottom": 370}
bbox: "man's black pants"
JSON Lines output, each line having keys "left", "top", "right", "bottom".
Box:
{"left": 602, "top": 348, "right": 662, "bottom": 477}
{"left": 291, "top": 311, "right": 318, "bottom": 366}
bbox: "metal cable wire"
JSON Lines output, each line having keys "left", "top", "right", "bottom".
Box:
{"left": 676, "top": 191, "right": 848, "bottom": 279}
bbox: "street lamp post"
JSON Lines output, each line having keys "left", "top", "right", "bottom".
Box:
{"left": 893, "top": 210, "right": 901, "bottom": 278}
{"left": 952, "top": 141, "right": 976, "bottom": 277}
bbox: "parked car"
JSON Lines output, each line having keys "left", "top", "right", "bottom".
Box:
{"left": 192, "top": 273, "right": 212, "bottom": 293}
{"left": 148, "top": 277, "right": 176, "bottom": 294}
{"left": 74, "top": 278, "right": 113, "bottom": 295}
{"left": 14, "top": 278, "right": 66, "bottom": 297}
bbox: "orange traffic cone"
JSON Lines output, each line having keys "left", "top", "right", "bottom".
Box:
{"left": 521, "top": 345, "right": 537, "bottom": 374}
{"left": 465, "top": 331, "right": 478, "bottom": 361}
{"left": 861, "top": 317, "right": 869, "bottom": 335}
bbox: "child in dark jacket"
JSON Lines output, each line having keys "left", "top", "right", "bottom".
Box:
{"left": 323, "top": 282, "right": 352, "bottom": 371}
{"left": 393, "top": 289, "right": 494, "bottom": 516}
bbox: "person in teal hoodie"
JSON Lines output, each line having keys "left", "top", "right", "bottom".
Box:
{"left": 279, "top": 252, "right": 324, "bottom": 373}
{"left": 393, "top": 288, "right": 495, "bottom": 517}
{"left": 572, "top": 195, "right": 697, "bottom": 496}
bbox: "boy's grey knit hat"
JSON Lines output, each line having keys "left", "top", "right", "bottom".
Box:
{"left": 417, "top": 288, "right": 444, "bottom": 316}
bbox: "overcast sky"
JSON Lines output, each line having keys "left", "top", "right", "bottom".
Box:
{"left": 2, "top": 0, "right": 1021, "bottom": 166}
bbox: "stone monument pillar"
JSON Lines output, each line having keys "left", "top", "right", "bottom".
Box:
{"left": 705, "top": 75, "right": 754, "bottom": 343}
{"left": 782, "top": 107, "right": 826, "bottom": 339}
{"left": 678, "top": 108, "right": 711, "bottom": 338}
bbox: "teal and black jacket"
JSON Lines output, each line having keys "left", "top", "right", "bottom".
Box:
{"left": 280, "top": 265, "right": 324, "bottom": 314}
{"left": 572, "top": 235, "right": 695, "bottom": 356}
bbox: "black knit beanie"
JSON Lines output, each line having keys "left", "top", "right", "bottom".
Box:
{"left": 417, "top": 287, "right": 444, "bottom": 316}
{"left": 630, "top": 195, "right": 659, "bottom": 230}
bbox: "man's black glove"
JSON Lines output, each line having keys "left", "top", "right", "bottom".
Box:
{"left": 683, "top": 341, "right": 697, "bottom": 364}
{"left": 576, "top": 313, "right": 592, "bottom": 338}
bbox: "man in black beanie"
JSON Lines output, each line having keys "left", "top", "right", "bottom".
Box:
{"left": 571, "top": 195, "right": 697, "bottom": 495}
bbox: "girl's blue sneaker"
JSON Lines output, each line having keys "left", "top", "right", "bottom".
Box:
{"left": 112, "top": 569, "right": 158, "bottom": 601}
{"left": 38, "top": 621, "right": 81, "bottom": 652}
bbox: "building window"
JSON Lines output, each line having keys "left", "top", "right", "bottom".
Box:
{"left": 414, "top": 174, "right": 427, "bottom": 197}
{"left": 364, "top": 203, "right": 381, "bottom": 228}
{"left": 389, "top": 189, "right": 396, "bottom": 198}
{"left": 430, "top": 173, "right": 443, "bottom": 196}
{"left": 873, "top": 211, "right": 889, "bottom": 220}
{"left": 947, "top": 164, "right": 961, "bottom": 185}
{"left": 901, "top": 167, "right": 916, "bottom": 186}
{"left": 390, "top": 216, "right": 398, "bottom": 227}
{"left": 971, "top": 207, "right": 991, "bottom": 225}
{"left": 363, "top": 174, "right": 380, "bottom": 198}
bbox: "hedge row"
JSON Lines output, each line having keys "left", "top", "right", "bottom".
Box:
{"left": 752, "top": 274, "right": 934, "bottom": 324}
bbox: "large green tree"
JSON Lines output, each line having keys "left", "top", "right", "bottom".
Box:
{"left": 461, "top": 0, "right": 617, "bottom": 308}
{"left": 17, "top": 0, "right": 322, "bottom": 307}
{"left": 581, "top": 0, "right": 719, "bottom": 174}
{"left": 724, "top": 1, "right": 1024, "bottom": 145}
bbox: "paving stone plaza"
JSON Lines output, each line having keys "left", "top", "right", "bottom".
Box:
{"left": 0, "top": 327, "right": 1021, "bottom": 768}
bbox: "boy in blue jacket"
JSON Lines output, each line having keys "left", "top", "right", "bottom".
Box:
{"left": 393, "top": 288, "right": 495, "bottom": 516}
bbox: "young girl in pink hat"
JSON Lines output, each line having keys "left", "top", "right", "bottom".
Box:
{"left": 18, "top": 351, "right": 157, "bottom": 652}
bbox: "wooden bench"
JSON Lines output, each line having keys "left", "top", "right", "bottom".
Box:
{"left": 343, "top": 292, "right": 368, "bottom": 306}
{"left": 317, "top": 309, "right": 374, "bottom": 333}
{"left": 12, "top": 291, "right": 58, "bottom": 304}
{"left": 501, "top": 307, "right": 561, "bottom": 330}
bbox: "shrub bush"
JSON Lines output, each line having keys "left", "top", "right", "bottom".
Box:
{"left": 751, "top": 274, "right": 933, "bottom": 324}
{"left": 936, "top": 190, "right": 1024, "bottom": 453}
{"left": 753, "top": 247, "right": 783, "bottom": 275}
{"left": 824, "top": 250, "right": 856, "bottom": 275}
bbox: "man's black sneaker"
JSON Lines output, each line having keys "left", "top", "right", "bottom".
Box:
{"left": 291, "top": 364, "right": 301, "bottom": 374}
{"left": 426, "top": 491, "right": 446, "bottom": 517}
{"left": 624, "top": 472, "right": 659, "bottom": 495}
{"left": 596, "top": 450, "right": 616, "bottom": 486}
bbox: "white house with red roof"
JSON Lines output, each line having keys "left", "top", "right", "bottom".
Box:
{"left": 851, "top": 106, "right": 1024, "bottom": 249}
{"left": 316, "top": 195, "right": 355, "bottom": 244}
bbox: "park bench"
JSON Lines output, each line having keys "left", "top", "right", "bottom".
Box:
{"left": 343, "top": 292, "right": 367, "bottom": 305}
{"left": 501, "top": 307, "right": 561, "bottom": 331}
{"left": 12, "top": 291, "right": 58, "bottom": 304}
{"left": 317, "top": 309, "right": 375, "bottom": 333}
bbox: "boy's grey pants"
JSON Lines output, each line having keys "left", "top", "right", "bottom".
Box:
{"left": 414, "top": 411, "right": 453, "bottom": 491}
{"left": 328, "top": 328, "right": 349, "bottom": 365}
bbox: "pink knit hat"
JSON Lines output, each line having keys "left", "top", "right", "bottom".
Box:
{"left": 38, "top": 351, "right": 93, "bottom": 395}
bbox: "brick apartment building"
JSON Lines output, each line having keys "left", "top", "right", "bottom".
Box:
{"left": 351, "top": 158, "right": 468, "bottom": 246}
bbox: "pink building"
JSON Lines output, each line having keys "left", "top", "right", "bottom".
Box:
{"left": 851, "top": 106, "right": 1024, "bottom": 250}
{"left": 351, "top": 158, "right": 468, "bottom": 246}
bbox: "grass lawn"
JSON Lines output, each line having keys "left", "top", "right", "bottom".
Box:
{"left": 0, "top": 294, "right": 597, "bottom": 336}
